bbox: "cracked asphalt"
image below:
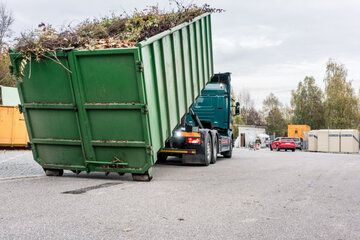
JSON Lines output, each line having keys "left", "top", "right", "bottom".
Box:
{"left": 0, "top": 149, "right": 359, "bottom": 239}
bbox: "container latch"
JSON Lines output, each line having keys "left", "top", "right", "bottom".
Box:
{"left": 147, "top": 146, "right": 153, "bottom": 156}
{"left": 136, "top": 61, "right": 143, "bottom": 72}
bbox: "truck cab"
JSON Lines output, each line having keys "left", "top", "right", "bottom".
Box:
{"left": 159, "top": 72, "right": 239, "bottom": 165}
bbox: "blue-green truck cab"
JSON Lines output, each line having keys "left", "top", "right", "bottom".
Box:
{"left": 159, "top": 72, "right": 240, "bottom": 165}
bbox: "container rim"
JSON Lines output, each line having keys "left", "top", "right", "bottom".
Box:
{"left": 137, "top": 13, "right": 210, "bottom": 47}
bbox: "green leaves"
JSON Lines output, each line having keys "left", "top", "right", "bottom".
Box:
{"left": 324, "top": 59, "right": 360, "bottom": 129}
{"left": 290, "top": 59, "right": 360, "bottom": 130}
{"left": 263, "top": 93, "right": 287, "bottom": 137}
{"left": 291, "top": 76, "right": 325, "bottom": 129}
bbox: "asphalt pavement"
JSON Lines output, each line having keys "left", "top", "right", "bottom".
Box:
{"left": 0, "top": 148, "right": 360, "bottom": 240}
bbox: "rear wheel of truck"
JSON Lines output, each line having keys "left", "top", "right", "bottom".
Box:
{"left": 44, "top": 169, "right": 63, "bottom": 176}
{"left": 203, "top": 133, "right": 212, "bottom": 166}
{"left": 210, "top": 137, "right": 218, "bottom": 164}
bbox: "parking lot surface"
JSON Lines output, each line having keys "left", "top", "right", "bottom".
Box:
{"left": 1, "top": 149, "right": 359, "bottom": 239}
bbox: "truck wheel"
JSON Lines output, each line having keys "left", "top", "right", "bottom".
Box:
{"left": 222, "top": 137, "right": 232, "bottom": 158}
{"left": 222, "top": 150, "right": 232, "bottom": 158}
{"left": 203, "top": 133, "right": 211, "bottom": 166}
{"left": 44, "top": 169, "right": 63, "bottom": 176}
{"left": 210, "top": 137, "right": 218, "bottom": 164}
{"left": 157, "top": 153, "right": 167, "bottom": 163}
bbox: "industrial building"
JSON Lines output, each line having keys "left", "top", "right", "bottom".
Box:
{"left": 235, "top": 125, "right": 268, "bottom": 148}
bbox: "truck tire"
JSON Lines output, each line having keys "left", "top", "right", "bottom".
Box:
{"left": 157, "top": 153, "right": 167, "bottom": 163}
{"left": 222, "top": 150, "right": 232, "bottom": 158}
{"left": 203, "top": 133, "right": 212, "bottom": 166}
{"left": 210, "top": 137, "right": 218, "bottom": 164}
{"left": 222, "top": 138, "right": 232, "bottom": 158}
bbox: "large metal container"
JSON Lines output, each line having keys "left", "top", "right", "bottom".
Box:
{"left": 308, "top": 130, "right": 318, "bottom": 152}
{"left": 328, "top": 130, "right": 341, "bottom": 152}
{"left": 317, "top": 129, "right": 341, "bottom": 152}
{"left": 9, "top": 14, "right": 213, "bottom": 177}
{"left": 0, "top": 106, "right": 29, "bottom": 147}
{"left": 340, "top": 129, "right": 359, "bottom": 153}
{"left": 287, "top": 124, "right": 311, "bottom": 140}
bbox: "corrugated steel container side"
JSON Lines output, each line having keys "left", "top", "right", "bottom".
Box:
{"left": 138, "top": 13, "right": 213, "bottom": 161}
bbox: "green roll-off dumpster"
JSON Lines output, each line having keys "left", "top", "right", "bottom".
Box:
{"left": 9, "top": 14, "right": 213, "bottom": 180}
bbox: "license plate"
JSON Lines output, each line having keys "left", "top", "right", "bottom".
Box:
{"left": 285, "top": 142, "right": 291, "bottom": 145}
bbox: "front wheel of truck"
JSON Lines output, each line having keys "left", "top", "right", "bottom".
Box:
{"left": 222, "top": 150, "right": 232, "bottom": 158}
{"left": 222, "top": 138, "right": 233, "bottom": 158}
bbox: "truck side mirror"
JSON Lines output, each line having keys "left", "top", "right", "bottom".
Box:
{"left": 235, "top": 102, "right": 240, "bottom": 116}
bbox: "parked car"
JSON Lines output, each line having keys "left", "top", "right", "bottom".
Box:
{"left": 290, "top": 137, "right": 303, "bottom": 150}
{"left": 270, "top": 137, "right": 296, "bottom": 152}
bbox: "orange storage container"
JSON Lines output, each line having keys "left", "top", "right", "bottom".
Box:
{"left": 0, "top": 106, "right": 29, "bottom": 147}
{"left": 288, "top": 125, "right": 311, "bottom": 140}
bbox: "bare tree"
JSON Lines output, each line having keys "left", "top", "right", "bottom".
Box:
{"left": 237, "top": 88, "right": 255, "bottom": 125}
{"left": 0, "top": 3, "right": 14, "bottom": 50}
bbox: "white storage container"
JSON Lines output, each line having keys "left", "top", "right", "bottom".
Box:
{"left": 317, "top": 130, "right": 329, "bottom": 152}
{"left": 328, "top": 130, "right": 341, "bottom": 152}
{"left": 340, "top": 129, "right": 359, "bottom": 153}
{"left": 308, "top": 130, "right": 318, "bottom": 152}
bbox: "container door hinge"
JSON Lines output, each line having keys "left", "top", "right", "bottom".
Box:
{"left": 18, "top": 104, "right": 24, "bottom": 113}
{"left": 73, "top": 104, "right": 78, "bottom": 112}
{"left": 147, "top": 146, "right": 153, "bottom": 156}
{"left": 137, "top": 61, "right": 143, "bottom": 72}
{"left": 142, "top": 104, "right": 148, "bottom": 114}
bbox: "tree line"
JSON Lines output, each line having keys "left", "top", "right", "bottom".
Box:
{"left": 0, "top": 3, "right": 15, "bottom": 104}
{"left": 234, "top": 59, "right": 360, "bottom": 139}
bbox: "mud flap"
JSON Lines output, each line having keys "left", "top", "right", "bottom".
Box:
{"left": 181, "top": 154, "right": 206, "bottom": 165}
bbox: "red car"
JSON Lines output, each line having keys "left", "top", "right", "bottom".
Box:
{"left": 270, "top": 137, "right": 296, "bottom": 152}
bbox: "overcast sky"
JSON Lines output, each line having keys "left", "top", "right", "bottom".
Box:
{"left": 6, "top": 0, "right": 360, "bottom": 109}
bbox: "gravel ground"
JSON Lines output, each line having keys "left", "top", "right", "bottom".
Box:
{"left": 0, "top": 149, "right": 359, "bottom": 240}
